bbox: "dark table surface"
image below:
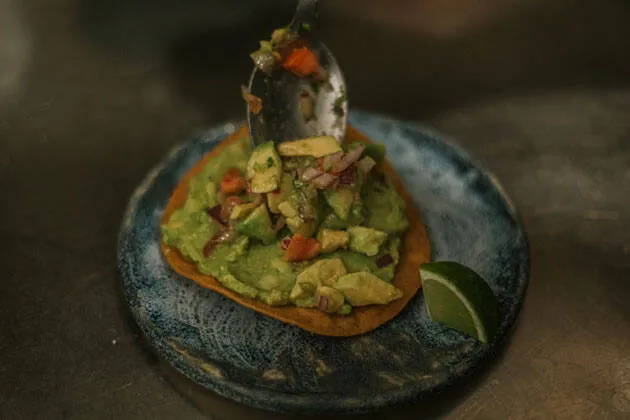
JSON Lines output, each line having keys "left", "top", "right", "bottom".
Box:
{"left": 2, "top": 0, "right": 630, "bottom": 418}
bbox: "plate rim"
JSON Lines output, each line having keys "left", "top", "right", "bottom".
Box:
{"left": 117, "top": 110, "right": 530, "bottom": 414}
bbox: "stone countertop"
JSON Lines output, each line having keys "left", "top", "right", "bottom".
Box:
{"left": 1, "top": 0, "right": 629, "bottom": 418}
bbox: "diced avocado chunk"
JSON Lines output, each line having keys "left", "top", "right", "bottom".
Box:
{"left": 335, "top": 250, "right": 375, "bottom": 274}
{"left": 320, "top": 205, "right": 364, "bottom": 230}
{"left": 315, "top": 286, "right": 345, "bottom": 313}
{"left": 267, "top": 173, "right": 294, "bottom": 213}
{"left": 348, "top": 226, "right": 388, "bottom": 256}
{"left": 363, "top": 179, "right": 409, "bottom": 233}
{"left": 300, "top": 258, "right": 347, "bottom": 287}
{"left": 235, "top": 204, "right": 276, "bottom": 243}
{"left": 284, "top": 184, "right": 320, "bottom": 237}
{"left": 334, "top": 271, "right": 403, "bottom": 306}
{"left": 320, "top": 212, "right": 348, "bottom": 230}
{"left": 271, "top": 27, "right": 290, "bottom": 45}
{"left": 372, "top": 237, "right": 401, "bottom": 283}
{"left": 278, "top": 201, "right": 298, "bottom": 218}
{"left": 317, "top": 229, "right": 349, "bottom": 253}
{"left": 246, "top": 141, "right": 282, "bottom": 193}
{"left": 286, "top": 217, "right": 318, "bottom": 237}
{"left": 362, "top": 142, "right": 386, "bottom": 164}
{"left": 337, "top": 303, "right": 352, "bottom": 315}
{"left": 324, "top": 187, "right": 354, "bottom": 221}
{"left": 230, "top": 202, "right": 258, "bottom": 220}
{"left": 289, "top": 282, "right": 317, "bottom": 301}
{"left": 277, "top": 136, "right": 342, "bottom": 158}
{"left": 289, "top": 258, "right": 347, "bottom": 303}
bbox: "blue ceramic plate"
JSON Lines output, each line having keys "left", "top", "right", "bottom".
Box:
{"left": 117, "top": 111, "right": 529, "bottom": 414}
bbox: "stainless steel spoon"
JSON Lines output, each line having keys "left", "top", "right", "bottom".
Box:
{"left": 246, "top": 0, "right": 348, "bottom": 148}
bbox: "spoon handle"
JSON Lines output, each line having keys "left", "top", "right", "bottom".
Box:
{"left": 292, "top": 0, "right": 319, "bottom": 30}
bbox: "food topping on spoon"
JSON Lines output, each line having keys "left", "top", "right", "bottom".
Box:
{"left": 241, "top": 85, "right": 263, "bottom": 115}
{"left": 249, "top": 27, "right": 328, "bottom": 81}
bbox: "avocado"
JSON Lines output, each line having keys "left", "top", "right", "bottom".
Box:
{"left": 277, "top": 136, "right": 342, "bottom": 158}
{"left": 362, "top": 142, "right": 386, "bottom": 164}
{"left": 315, "top": 286, "right": 345, "bottom": 313}
{"left": 277, "top": 201, "right": 299, "bottom": 218}
{"left": 362, "top": 179, "right": 409, "bottom": 233}
{"left": 283, "top": 184, "right": 321, "bottom": 237}
{"left": 230, "top": 202, "right": 259, "bottom": 220}
{"left": 289, "top": 258, "right": 347, "bottom": 303}
{"left": 320, "top": 212, "right": 347, "bottom": 230}
{"left": 224, "top": 236, "right": 250, "bottom": 262}
{"left": 348, "top": 226, "right": 388, "bottom": 256}
{"left": 246, "top": 141, "right": 282, "bottom": 193}
{"left": 324, "top": 187, "right": 354, "bottom": 221}
{"left": 267, "top": 173, "right": 294, "bottom": 213}
{"left": 317, "top": 228, "right": 349, "bottom": 253}
{"left": 289, "top": 282, "right": 317, "bottom": 301}
{"left": 337, "top": 303, "right": 352, "bottom": 315}
{"left": 320, "top": 204, "right": 363, "bottom": 230}
{"left": 235, "top": 204, "right": 276, "bottom": 243}
{"left": 286, "top": 216, "right": 318, "bottom": 237}
{"left": 289, "top": 184, "right": 319, "bottom": 219}
{"left": 334, "top": 271, "right": 403, "bottom": 306}
{"left": 334, "top": 250, "right": 376, "bottom": 274}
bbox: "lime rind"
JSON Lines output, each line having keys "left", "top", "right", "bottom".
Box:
{"left": 420, "top": 261, "right": 499, "bottom": 344}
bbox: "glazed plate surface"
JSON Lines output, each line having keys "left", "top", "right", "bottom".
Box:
{"left": 117, "top": 111, "right": 529, "bottom": 414}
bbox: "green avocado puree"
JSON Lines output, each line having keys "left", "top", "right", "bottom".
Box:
{"left": 161, "top": 136, "right": 410, "bottom": 314}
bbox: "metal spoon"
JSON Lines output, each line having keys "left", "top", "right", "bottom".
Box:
{"left": 246, "top": 0, "right": 348, "bottom": 148}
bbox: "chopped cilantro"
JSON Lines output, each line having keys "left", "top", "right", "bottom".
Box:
{"left": 266, "top": 157, "right": 275, "bottom": 168}
{"left": 310, "top": 82, "right": 321, "bottom": 95}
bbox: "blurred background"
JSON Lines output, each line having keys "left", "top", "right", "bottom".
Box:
{"left": 2, "top": 0, "right": 630, "bottom": 418}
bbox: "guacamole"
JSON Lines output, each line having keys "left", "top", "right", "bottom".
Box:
{"left": 161, "top": 136, "right": 410, "bottom": 315}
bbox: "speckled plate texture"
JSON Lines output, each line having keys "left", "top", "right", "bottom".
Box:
{"left": 117, "top": 111, "right": 529, "bottom": 415}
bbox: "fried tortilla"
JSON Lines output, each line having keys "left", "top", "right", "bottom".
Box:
{"left": 161, "top": 124, "right": 431, "bottom": 336}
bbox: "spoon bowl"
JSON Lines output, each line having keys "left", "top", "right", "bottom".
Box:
{"left": 246, "top": 0, "right": 348, "bottom": 148}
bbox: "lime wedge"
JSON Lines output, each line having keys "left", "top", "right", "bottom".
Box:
{"left": 420, "top": 261, "right": 499, "bottom": 343}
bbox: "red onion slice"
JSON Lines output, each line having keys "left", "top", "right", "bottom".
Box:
{"left": 376, "top": 254, "right": 394, "bottom": 268}
{"left": 310, "top": 172, "right": 337, "bottom": 189}
{"left": 206, "top": 205, "right": 226, "bottom": 226}
{"left": 280, "top": 236, "right": 292, "bottom": 251}
{"left": 317, "top": 295, "right": 329, "bottom": 312}
{"left": 301, "top": 167, "right": 324, "bottom": 181}
{"left": 322, "top": 151, "right": 343, "bottom": 171}
{"left": 337, "top": 166, "right": 356, "bottom": 187}
{"left": 332, "top": 144, "right": 365, "bottom": 173}
{"left": 203, "top": 229, "right": 236, "bottom": 257}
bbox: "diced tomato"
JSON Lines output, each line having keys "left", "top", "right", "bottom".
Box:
{"left": 220, "top": 168, "right": 247, "bottom": 195}
{"left": 282, "top": 47, "right": 320, "bottom": 77}
{"left": 283, "top": 234, "right": 321, "bottom": 262}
